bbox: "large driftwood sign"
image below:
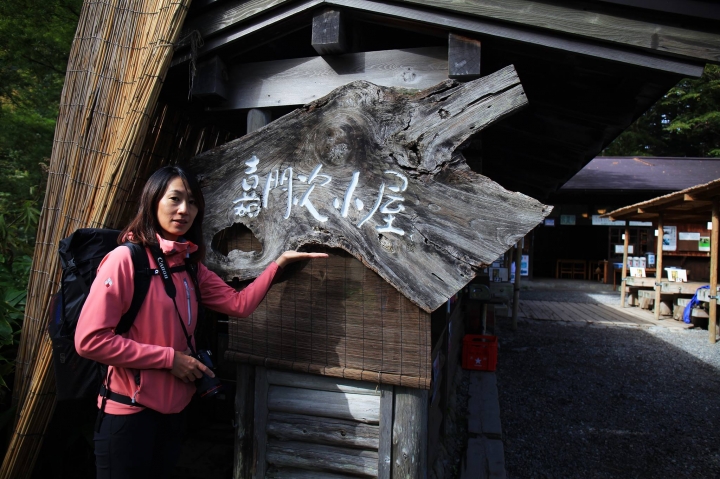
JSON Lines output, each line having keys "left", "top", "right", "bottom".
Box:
{"left": 188, "top": 65, "right": 551, "bottom": 312}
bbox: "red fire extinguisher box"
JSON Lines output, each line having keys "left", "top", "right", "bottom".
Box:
{"left": 462, "top": 334, "right": 498, "bottom": 371}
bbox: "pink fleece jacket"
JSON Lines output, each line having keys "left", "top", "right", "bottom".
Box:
{"left": 75, "top": 236, "right": 280, "bottom": 415}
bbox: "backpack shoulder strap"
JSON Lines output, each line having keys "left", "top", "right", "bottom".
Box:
{"left": 115, "top": 242, "right": 152, "bottom": 335}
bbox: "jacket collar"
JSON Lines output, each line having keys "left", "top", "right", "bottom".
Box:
{"left": 156, "top": 234, "right": 199, "bottom": 257}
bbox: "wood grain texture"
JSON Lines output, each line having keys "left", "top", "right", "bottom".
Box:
{"left": 395, "top": 0, "right": 720, "bottom": 62}
{"left": 325, "top": 0, "right": 703, "bottom": 76}
{"left": 187, "top": 66, "right": 551, "bottom": 312}
{"left": 267, "top": 369, "right": 382, "bottom": 396}
{"left": 266, "top": 441, "right": 379, "bottom": 477}
{"left": 448, "top": 33, "right": 481, "bottom": 80}
{"left": 266, "top": 469, "right": 360, "bottom": 479}
{"left": 253, "top": 367, "right": 269, "bottom": 479}
{"left": 377, "top": 384, "right": 393, "bottom": 479}
{"left": 183, "top": 0, "right": 295, "bottom": 38}
{"left": 392, "top": 387, "right": 428, "bottom": 478}
{"left": 266, "top": 412, "right": 380, "bottom": 449}
{"left": 234, "top": 364, "right": 254, "bottom": 479}
{"left": 268, "top": 385, "right": 381, "bottom": 424}
{"left": 312, "top": 8, "right": 346, "bottom": 55}
{"left": 216, "top": 47, "right": 449, "bottom": 110}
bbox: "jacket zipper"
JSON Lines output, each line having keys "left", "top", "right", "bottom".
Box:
{"left": 183, "top": 278, "right": 192, "bottom": 326}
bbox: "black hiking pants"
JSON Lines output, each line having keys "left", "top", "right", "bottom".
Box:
{"left": 94, "top": 408, "right": 186, "bottom": 479}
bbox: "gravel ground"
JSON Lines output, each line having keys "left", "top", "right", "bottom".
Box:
{"left": 519, "top": 290, "right": 621, "bottom": 306}
{"left": 496, "top": 315, "right": 720, "bottom": 479}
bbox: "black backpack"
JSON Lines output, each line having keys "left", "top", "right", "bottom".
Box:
{"left": 48, "top": 228, "right": 154, "bottom": 401}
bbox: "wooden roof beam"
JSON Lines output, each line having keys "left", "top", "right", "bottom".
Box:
{"left": 394, "top": 0, "right": 720, "bottom": 63}
{"left": 174, "top": 0, "right": 706, "bottom": 76}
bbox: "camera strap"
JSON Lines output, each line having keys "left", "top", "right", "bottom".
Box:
{"left": 149, "top": 243, "right": 197, "bottom": 357}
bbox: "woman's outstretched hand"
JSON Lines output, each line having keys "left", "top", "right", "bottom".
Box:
{"left": 275, "top": 250, "right": 329, "bottom": 268}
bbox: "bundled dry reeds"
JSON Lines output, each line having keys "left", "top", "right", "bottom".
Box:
{"left": 1, "top": 1, "right": 192, "bottom": 477}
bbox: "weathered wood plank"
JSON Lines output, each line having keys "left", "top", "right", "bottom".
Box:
{"left": 213, "top": 47, "right": 449, "bottom": 110}
{"left": 377, "top": 384, "right": 393, "bottom": 479}
{"left": 467, "top": 372, "right": 502, "bottom": 438}
{"left": 253, "top": 367, "right": 269, "bottom": 479}
{"left": 183, "top": 0, "right": 295, "bottom": 38}
{"left": 266, "top": 469, "right": 359, "bottom": 479}
{"left": 234, "top": 364, "right": 254, "bottom": 479}
{"left": 268, "top": 386, "right": 381, "bottom": 424}
{"left": 266, "top": 441, "right": 379, "bottom": 477}
{"left": 189, "top": 66, "right": 551, "bottom": 312}
{"left": 266, "top": 412, "right": 379, "bottom": 449}
{"left": 394, "top": 0, "right": 720, "bottom": 63}
{"left": 391, "top": 387, "right": 427, "bottom": 478}
{"left": 448, "top": 33, "right": 481, "bottom": 80}
{"left": 312, "top": 9, "right": 346, "bottom": 55}
{"left": 266, "top": 369, "right": 381, "bottom": 396}
{"left": 247, "top": 109, "right": 272, "bottom": 135}
{"left": 326, "top": 0, "right": 704, "bottom": 76}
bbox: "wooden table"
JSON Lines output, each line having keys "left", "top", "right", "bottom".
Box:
{"left": 556, "top": 259, "right": 587, "bottom": 279}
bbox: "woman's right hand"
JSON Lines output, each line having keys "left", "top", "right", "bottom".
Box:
{"left": 171, "top": 350, "right": 214, "bottom": 383}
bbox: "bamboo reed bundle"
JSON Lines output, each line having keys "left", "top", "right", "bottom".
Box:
{"left": 2, "top": 1, "right": 192, "bottom": 477}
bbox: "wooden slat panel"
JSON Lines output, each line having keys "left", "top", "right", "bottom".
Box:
{"left": 217, "top": 47, "right": 449, "bottom": 110}
{"left": 267, "top": 412, "right": 379, "bottom": 449}
{"left": 268, "top": 386, "right": 381, "bottom": 424}
{"left": 266, "top": 469, "right": 359, "bottom": 479}
{"left": 254, "top": 367, "right": 269, "bottom": 479}
{"left": 267, "top": 370, "right": 381, "bottom": 395}
{"left": 266, "top": 441, "right": 379, "bottom": 477}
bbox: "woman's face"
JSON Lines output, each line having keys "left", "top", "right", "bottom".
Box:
{"left": 156, "top": 176, "right": 198, "bottom": 241}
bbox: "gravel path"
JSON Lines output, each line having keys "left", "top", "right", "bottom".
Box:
{"left": 496, "top": 316, "right": 720, "bottom": 479}
{"left": 519, "top": 290, "right": 621, "bottom": 306}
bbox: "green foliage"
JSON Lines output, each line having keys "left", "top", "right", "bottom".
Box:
{"left": 605, "top": 64, "right": 720, "bottom": 157}
{"left": 0, "top": 0, "right": 81, "bottom": 403}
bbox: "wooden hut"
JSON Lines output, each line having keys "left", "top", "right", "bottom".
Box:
{"left": 4, "top": 1, "right": 720, "bottom": 478}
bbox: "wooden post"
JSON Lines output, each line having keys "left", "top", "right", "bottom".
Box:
{"left": 655, "top": 216, "right": 664, "bottom": 321}
{"left": 233, "top": 365, "right": 254, "bottom": 479}
{"left": 378, "top": 385, "right": 394, "bottom": 479}
{"left": 512, "top": 240, "right": 522, "bottom": 331}
{"left": 710, "top": 201, "right": 719, "bottom": 343}
{"left": 620, "top": 225, "right": 630, "bottom": 307}
{"left": 252, "top": 367, "right": 269, "bottom": 479}
{"left": 392, "top": 387, "right": 428, "bottom": 479}
{"left": 247, "top": 109, "right": 271, "bottom": 135}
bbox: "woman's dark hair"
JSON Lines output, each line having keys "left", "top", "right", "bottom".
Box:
{"left": 120, "top": 166, "right": 206, "bottom": 262}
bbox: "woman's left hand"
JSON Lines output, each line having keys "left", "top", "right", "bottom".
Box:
{"left": 275, "top": 251, "right": 329, "bottom": 268}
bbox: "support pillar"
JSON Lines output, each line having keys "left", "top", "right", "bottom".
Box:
{"left": 655, "top": 216, "right": 664, "bottom": 321}
{"left": 709, "top": 201, "right": 719, "bottom": 343}
{"left": 620, "top": 225, "right": 630, "bottom": 307}
{"left": 512, "top": 240, "right": 522, "bottom": 331}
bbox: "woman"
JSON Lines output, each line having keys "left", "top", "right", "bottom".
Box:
{"left": 75, "top": 165, "right": 326, "bottom": 478}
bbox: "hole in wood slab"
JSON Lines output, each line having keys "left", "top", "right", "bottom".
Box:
{"left": 211, "top": 223, "right": 262, "bottom": 256}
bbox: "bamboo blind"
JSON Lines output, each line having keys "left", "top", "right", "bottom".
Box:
{"left": 226, "top": 242, "right": 432, "bottom": 390}
{"left": 2, "top": 1, "right": 192, "bottom": 477}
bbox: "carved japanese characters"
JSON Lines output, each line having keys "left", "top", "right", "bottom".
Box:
{"left": 187, "top": 65, "right": 552, "bottom": 311}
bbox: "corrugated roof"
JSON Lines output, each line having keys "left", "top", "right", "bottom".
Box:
{"left": 560, "top": 157, "right": 720, "bottom": 191}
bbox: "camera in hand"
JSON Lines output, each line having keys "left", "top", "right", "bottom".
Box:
{"left": 194, "top": 349, "right": 223, "bottom": 399}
